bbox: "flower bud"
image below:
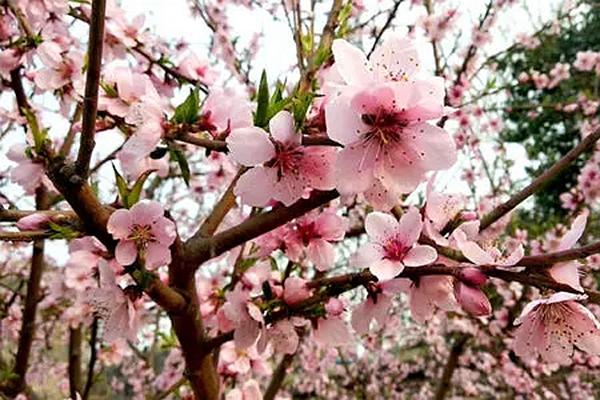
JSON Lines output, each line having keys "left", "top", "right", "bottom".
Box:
{"left": 16, "top": 213, "right": 50, "bottom": 230}
{"left": 454, "top": 282, "right": 491, "bottom": 316}
{"left": 283, "top": 277, "right": 311, "bottom": 305}
{"left": 458, "top": 267, "right": 488, "bottom": 287}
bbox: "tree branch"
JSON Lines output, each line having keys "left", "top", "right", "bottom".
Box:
{"left": 75, "top": 0, "right": 107, "bottom": 178}
{"left": 479, "top": 128, "right": 600, "bottom": 230}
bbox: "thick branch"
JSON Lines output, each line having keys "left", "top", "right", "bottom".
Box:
{"left": 68, "top": 327, "right": 83, "bottom": 399}
{"left": 185, "top": 190, "right": 339, "bottom": 266}
{"left": 75, "top": 0, "right": 107, "bottom": 178}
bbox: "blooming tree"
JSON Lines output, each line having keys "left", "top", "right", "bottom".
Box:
{"left": 1, "top": 0, "right": 600, "bottom": 399}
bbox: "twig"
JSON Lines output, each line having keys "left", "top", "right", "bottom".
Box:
{"left": 479, "top": 128, "right": 600, "bottom": 230}
{"left": 367, "top": 0, "right": 404, "bottom": 58}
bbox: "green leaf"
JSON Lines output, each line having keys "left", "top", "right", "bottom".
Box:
{"left": 168, "top": 146, "right": 191, "bottom": 186}
{"left": 292, "top": 92, "right": 315, "bottom": 128}
{"left": 254, "top": 70, "right": 270, "bottom": 128}
{"left": 173, "top": 88, "right": 200, "bottom": 124}
{"left": 22, "top": 108, "right": 45, "bottom": 153}
{"left": 128, "top": 169, "right": 155, "bottom": 207}
{"left": 112, "top": 164, "right": 130, "bottom": 207}
{"left": 48, "top": 221, "right": 80, "bottom": 240}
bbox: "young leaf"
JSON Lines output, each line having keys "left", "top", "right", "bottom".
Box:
{"left": 112, "top": 164, "right": 130, "bottom": 207}
{"left": 128, "top": 169, "right": 155, "bottom": 207}
{"left": 168, "top": 146, "right": 191, "bottom": 186}
{"left": 173, "top": 88, "right": 200, "bottom": 124}
{"left": 254, "top": 70, "right": 270, "bottom": 128}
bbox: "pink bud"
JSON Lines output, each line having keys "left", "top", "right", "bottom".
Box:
{"left": 458, "top": 267, "right": 487, "bottom": 287}
{"left": 324, "top": 298, "right": 344, "bottom": 317}
{"left": 454, "top": 282, "right": 491, "bottom": 316}
{"left": 16, "top": 213, "right": 50, "bottom": 230}
{"left": 283, "top": 277, "right": 312, "bottom": 305}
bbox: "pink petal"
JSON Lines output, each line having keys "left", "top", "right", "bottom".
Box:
{"left": 370, "top": 259, "right": 403, "bottom": 281}
{"left": 152, "top": 217, "right": 177, "bottom": 245}
{"left": 115, "top": 240, "right": 138, "bottom": 266}
{"left": 107, "top": 209, "right": 132, "bottom": 240}
{"left": 313, "top": 316, "right": 351, "bottom": 346}
{"left": 396, "top": 207, "right": 423, "bottom": 248}
{"left": 234, "top": 167, "right": 277, "bottom": 207}
{"left": 335, "top": 141, "right": 378, "bottom": 195}
{"left": 301, "top": 146, "right": 337, "bottom": 191}
{"left": 324, "top": 97, "right": 366, "bottom": 145}
{"left": 363, "top": 179, "right": 400, "bottom": 211}
{"left": 226, "top": 127, "right": 275, "bottom": 166}
{"left": 371, "top": 35, "right": 419, "bottom": 82}
{"left": 130, "top": 200, "right": 164, "bottom": 224}
{"left": 548, "top": 261, "right": 583, "bottom": 292}
{"left": 145, "top": 243, "right": 171, "bottom": 268}
{"left": 351, "top": 242, "right": 384, "bottom": 267}
{"left": 269, "top": 110, "right": 298, "bottom": 145}
{"left": 558, "top": 209, "right": 589, "bottom": 251}
{"left": 331, "top": 39, "right": 372, "bottom": 86}
{"left": 307, "top": 239, "right": 335, "bottom": 271}
{"left": 365, "top": 211, "right": 399, "bottom": 243}
{"left": 403, "top": 123, "right": 457, "bottom": 171}
{"left": 403, "top": 245, "right": 437, "bottom": 267}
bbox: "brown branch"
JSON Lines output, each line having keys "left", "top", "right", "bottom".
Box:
{"left": 75, "top": 0, "right": 107, "bottom": 178}
{"left": 185, "top": 189, "right": 340, "bottom": 267}
{"left": 367, "top": 0, "right": 404, "bottom": 58}
{"left": 170, "top": 132, "right": 342, "bottom": 153}
{"left": 433, "top": 335, "right": 469, "bottom": 400}
{"left": 519, "top": 240, "right": 600, "bottom": 267}
{"left": 297, "top": 0, "right": 344, "bottom": 94}
{"left": 68, "top": 327, "right": 83, "bottom": 399}
{"left": 479, "top": 128, "right": 600, "bottom": 230}
{"left": 203, "top": 261, "right": 600, "bottom": 352}
{"left": 0, "top": 230, "right": 53, "bottom": 241}
{"left": 192, "top": 168, "right": 245, "bottom": 240}
{"left": 82, "top": 318, "right": 98, "bottom": 400}
{"left": 3, "top": 0, "right": 35, "bottom": 40}
{"left": 1, "top": 188, "right": 48, "bottom": 396}
{"left": 263, "top": 352, "right": 297, "bottom": 400}
{"left": 0, "top": 209, "right": 77, "bottom": 223}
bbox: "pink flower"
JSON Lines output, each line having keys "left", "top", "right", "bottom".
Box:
{"left": 225, "top": 379, "right": 262, "bottom": 400}
{"left": 200, "top": 88, "right": 253, "bottom": 138}
{"left": 546, "top": 209, "right": 589, "bottom": 292}
{"left": 220, "top": 285, "right": 266, "bottom": 350}
{"left": 352, "top": 279, "right": 404, "bottom": 333}
{"left": 178, "top": 52, "right": 218, "bottom": 84}
{"left": 285, "top": 209, "right": 346, "bottom": 271}
{"left": 453, "top": 221, "right": 524, "bottom": 266}
{"left": 106, "top": 200, "right": 176, "bottom": 268}
{"left": 0, "top": 48, "right": 22, "bottom": 79}
{"left": 65, "top": 237, "right": 109, "bottom": 291}
{"left": 324, "top": 37, "right": 456, "bottom": 209}
{"left": 574, "top": 51, "right": 600, "bottom": 72}
{"left": 400, "top": 275, "right": 457, "bottom": 323}
{"left": 513, "top": 292, "right": 600, "bottom": 364}
{"left": 85, "top": 261, "right": 141, "bottom": 343}
{"left": 33, "top": 42, "right": 83, "bottom": 90}
{"left": 227, "top": 111, "right": 336, "bottom": 206}
{"left": 352, "top": 207, "right": 437, "bottom": 281}
{"left": 424, "top": 177, "right": 467, "bottom": 245}
{"left": 283, "top": 277, "right": 312, "bottom": 305}
{"left": 313, "top": 298, "right": 351, "bottom": 346}
{"left": 266, "top": 319, "right": 300, "bottom": 355}
{"left": 7, "top": 143, "right": 45, "bottom": 195}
